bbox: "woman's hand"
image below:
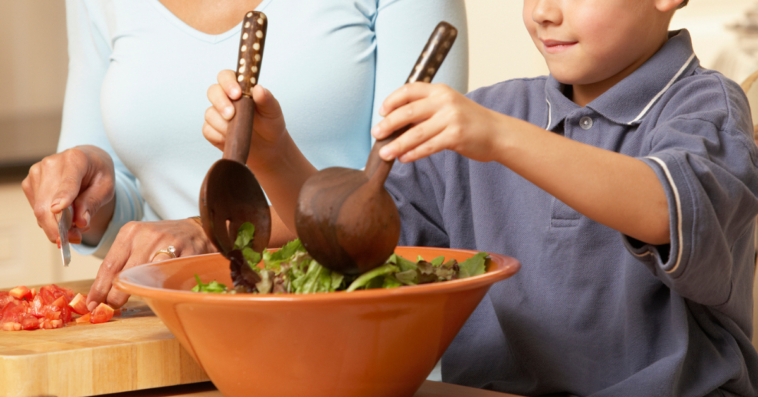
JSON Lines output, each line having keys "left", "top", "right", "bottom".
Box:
{"left": 86, "top": 218, "right": 217, "bottom": 310}
{"left": 203, "top": 70, "right": 288, "bottom": 169}
{"left": 21, "top": 145, "right": 116, "bottom": 247}
{"left": 372, "top": 83, "right": 509, "bottom": 164}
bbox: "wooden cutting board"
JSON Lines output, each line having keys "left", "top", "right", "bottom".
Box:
{"left": 0, "top": 280, "right": 209, "bottom": 397}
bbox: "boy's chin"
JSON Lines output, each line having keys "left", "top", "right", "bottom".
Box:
{"left": 546, "top": 66, "right": 599, "bottom": 87}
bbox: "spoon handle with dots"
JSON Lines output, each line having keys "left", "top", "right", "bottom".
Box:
{"left": 364, "top": 21, "right": 458, "bottom": 181}
{"left": 223, "top": 11, "right": 268, "bottom": 163}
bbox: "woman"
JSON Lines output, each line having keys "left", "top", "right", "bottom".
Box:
{"left": 22, "top": 0, "right": 468, "bottom": 311}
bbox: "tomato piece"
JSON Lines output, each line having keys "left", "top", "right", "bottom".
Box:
{"left": 0, "top": 292, "right": 14, "bottom": 312}
{"left": 90, "top": 303, "right": 115, "bottom": 324}
{"left": 39, "top": 318, "right": 63, "bottom": 329}
{"left": 20, "top": 315, "right": 40, "bottom": 330}
{"left": 39, "top": 285, "right": 70, "bottom": 304}
{"left": 2, "top": 322, "right": 21, "bottom": 331}
{"left": 9, "top": 286, "right": 32, "bottom": 300}
{"left": 37, "top": 288, "right": 55, "bottom": 305}
{"left": 29, "top": 288, "right": 37, "bottom": 300}
{"left": 44, "top": 310, "right": 61, "bottom": 320}
{"left": 68, "top": 293, "right": 89, "bottom": 315}
{"left": 47, "top": 297, "right": 72, "bottom": 323}
{"left": 29, "top": 295, "right": 46, "bottom": 318}
{"left": 1, "top": 300, "right": 29, "bottom": 323}
{"left": 75, "top": 313, "right": 91, "bottom": 323}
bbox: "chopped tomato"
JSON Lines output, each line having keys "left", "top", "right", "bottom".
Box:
{"left": 9, "top": 286, "right": 32, "bottom": 300}
{"left": 2, "top": 285, "right": 112, "bottom": 331}
{"left": 68, "top": 293, "right": 89, "bottom": 315}
{"left": 47, "top": 297, "right": 72, "bottom": 323}
{"left": 90, "top": 303, "right": 115, "bottom": 324}
{"left": 20, "top": 315, "right": 39, "bottom": 330}
{"left": 40, "top": 318, "right": 63, "bottom": 329}
{"left": 29, "top": 295, "right": 45, "bottom": 318}
{"left": 0, "top": 292, "right": 13, "bottom": 312}
{"left": 75, "top": 313, "right": 91, "bottom": 323}
{"left": 1, "top": 300, "right": 29, "bottom": 324}
{"left": 2, "top": 322, "right": 21, "bottom": 331}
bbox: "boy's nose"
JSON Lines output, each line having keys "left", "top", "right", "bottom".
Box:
{"left": 530, "top": 0, "right": 562, "bottom": 26}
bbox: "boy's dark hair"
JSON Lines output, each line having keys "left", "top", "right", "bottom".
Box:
{"left": 678, "top": 0, "right": 689, "bottom": 8}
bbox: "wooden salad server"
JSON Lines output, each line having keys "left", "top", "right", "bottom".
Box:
{"left": 199, "top": 11, "right": 271, "bottom": 258}
{"left": 294, "top": 22, "right": 458, "bottom": 275}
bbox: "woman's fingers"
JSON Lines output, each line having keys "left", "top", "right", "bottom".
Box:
{"left": 86, "top": 219, "right": 215, "bottom": 310}
{"left": 207, "top": 83, "right": 235, "bottom": 120}
{"left": 204, "top": 105, "right": 229, "bottom": 135}
{"left": 217, "top": 69, "right": 241, "bottom": 100}
{"left": 203, "top": 121, "right": 226, "bottom": 151}
{"left": 87, "top": 227, "right": 132, "bottom": 310}
{"left": 26, "top": 158, "right": 72, "bottom": 242}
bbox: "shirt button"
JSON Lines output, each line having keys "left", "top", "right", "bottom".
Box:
{"left": 579, "top": 116, "right": 593, "bottom": 130}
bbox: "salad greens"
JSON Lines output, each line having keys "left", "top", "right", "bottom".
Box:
{"left": 193, "top": 222, "right": 489, "bottom": 294}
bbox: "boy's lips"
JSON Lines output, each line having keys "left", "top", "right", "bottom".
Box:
{"left": 541, "top": 39, "right": 577, "bottom": 54}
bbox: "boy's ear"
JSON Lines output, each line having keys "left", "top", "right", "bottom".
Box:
{"left": 655, "top": 0, "right": 685, "bottom": 13}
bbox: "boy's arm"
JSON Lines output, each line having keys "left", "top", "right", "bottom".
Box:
{"left": 497, "top": 117, "right": 670, "bottom": 245}
{"left": 374, "top": 83, "right": 670, "bottom": 245}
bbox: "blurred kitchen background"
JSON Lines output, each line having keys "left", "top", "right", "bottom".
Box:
{"left": 0, "top": 0, "right": 756, "bottom": 289}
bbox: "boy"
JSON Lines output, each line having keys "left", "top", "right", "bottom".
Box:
{"left": 203, "top": 0, "right": 758, "bottom": 394}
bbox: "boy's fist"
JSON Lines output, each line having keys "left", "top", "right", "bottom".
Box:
{"left": 372, "top": 83, "right": 509, "bottom": 164}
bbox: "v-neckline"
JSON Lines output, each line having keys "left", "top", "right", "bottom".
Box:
{"left": 149, "top": 0, "right": 273, "bottom": 44}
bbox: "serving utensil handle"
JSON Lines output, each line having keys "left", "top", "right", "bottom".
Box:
{"left": 364, "top": 21, "right": 458, "bottom": 182}
{"left": 223, "top": 11, "right": 268, "bottom": 163}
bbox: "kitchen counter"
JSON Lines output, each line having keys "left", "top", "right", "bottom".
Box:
{"left": 103, "top": 380, "right": 523, "bottom": 397}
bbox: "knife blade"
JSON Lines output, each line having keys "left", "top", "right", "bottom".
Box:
{"left": 57, "top": 205, "right": 73, "bottom": 267}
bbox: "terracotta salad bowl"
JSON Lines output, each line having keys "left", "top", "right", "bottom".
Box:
{"left": 113, "top": 247, "right": 520, "bottom": 397}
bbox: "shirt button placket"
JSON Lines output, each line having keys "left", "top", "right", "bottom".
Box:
{"left": 579, "top": 116, "right": 593, "bottom": 130}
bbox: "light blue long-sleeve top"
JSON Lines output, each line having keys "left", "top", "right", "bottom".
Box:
{"left": 60, "top": 0, "right": 469, "bottom": 257}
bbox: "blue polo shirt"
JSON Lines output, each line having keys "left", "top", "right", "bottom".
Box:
{"left": 386, "top": 30, "right": 758, "bottom": 396}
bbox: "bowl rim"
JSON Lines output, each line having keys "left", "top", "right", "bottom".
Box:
{"left": 113, "top": 246, "right": 521, "bottom": 304}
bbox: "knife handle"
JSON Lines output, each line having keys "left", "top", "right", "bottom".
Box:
{"left": 223, "top": 11, "right": 268, "bottom": 163}
{"left": 364, "top": 21, "right": 457, "bottom": 181}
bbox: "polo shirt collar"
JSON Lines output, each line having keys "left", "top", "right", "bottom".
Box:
{"left": 545, "top": 29, "right": 699, "bottom": 131}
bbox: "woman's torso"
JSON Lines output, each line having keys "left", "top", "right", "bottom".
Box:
{"left": 82, "top": 0, "right": 468, "bottom": 220}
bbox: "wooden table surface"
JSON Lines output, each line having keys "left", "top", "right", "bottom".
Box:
{"left": 103, "top": 380, "right": 523, "bottom": 397}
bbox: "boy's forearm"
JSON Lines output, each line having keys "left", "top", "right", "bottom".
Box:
{"left": 247, "top": 131, "right": 317, "bottom": 232}
{"left": 494, "top": 118, "right": 671, "bottom": 245}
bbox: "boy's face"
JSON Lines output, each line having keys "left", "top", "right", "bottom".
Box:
{"left": 523, "top": 0, "right": 677, "bottom": 87}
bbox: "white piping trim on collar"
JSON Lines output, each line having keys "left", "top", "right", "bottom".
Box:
{"left": 645, "top": 156, "right": 683, "bottom": 274}
{"left": 545, "top": 98, "right": 552, "bottom": 130}
{"left": 627, "top": 53, "right": 696, "bottom": 125}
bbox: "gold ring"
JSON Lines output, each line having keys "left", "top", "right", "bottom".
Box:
{"left": 151, "top": 245, "right": 177, "bottom": 261}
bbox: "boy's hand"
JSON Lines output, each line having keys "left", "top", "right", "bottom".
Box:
{"left": 203, "top": 70, "right": 287, "bottom": 168}
{"left": 372, "top": 83, "right": 508, "bottom": 163}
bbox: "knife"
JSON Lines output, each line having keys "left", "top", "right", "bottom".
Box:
{"left": 57, "top": 205, "right": 73, "bottom": 267}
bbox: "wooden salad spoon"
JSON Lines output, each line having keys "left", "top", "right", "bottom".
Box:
{"left": 294, "top": 22, "right": 458, "bottom": 275}
{"left": 199, "top": 11, "right": 271, "bottom": 258}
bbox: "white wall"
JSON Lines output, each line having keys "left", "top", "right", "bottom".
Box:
{"left": 0, "top": 1, "right": 67, "bottom": 120}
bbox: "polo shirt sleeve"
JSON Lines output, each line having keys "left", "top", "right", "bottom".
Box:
{"left": 385, "top": 156, "right": 451, "bottom": 248}
{"left": 624, "top": 75, "right": 758, "bottom": 307}
{"left": 61, "top": 0, "right": 144, "bottom": 258}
